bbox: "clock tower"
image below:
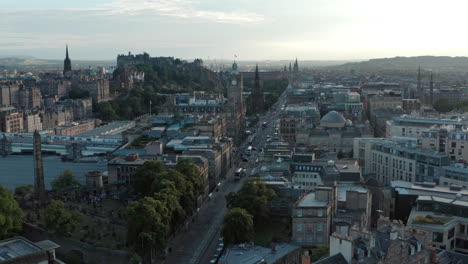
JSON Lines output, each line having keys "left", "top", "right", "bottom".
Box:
{"left": 226, "top": 61, "right": 246, "bottom": 144}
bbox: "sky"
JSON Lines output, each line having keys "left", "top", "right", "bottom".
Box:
{"left": 2, "top": 0, "right": 468, "bottom": 61}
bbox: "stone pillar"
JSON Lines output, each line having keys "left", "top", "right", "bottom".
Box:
{"left": 33, "top": 130, "right": 46, "bottom": 206}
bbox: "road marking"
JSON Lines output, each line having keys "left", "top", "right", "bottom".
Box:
{"left": 188, "top": 208, "right": 225, "bottom": 264}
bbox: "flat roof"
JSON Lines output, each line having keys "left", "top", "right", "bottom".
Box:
{"left": 221, "top": 243, "right": 299, "bottom": 264}
{"left": 337, "top": 184, "right": 368, "bottom": 202}
{"left": 297, "top": 192, "right": 328, "bottom": 208}
{"left": 0, "top": 237, "right": 42, "bottom": 261}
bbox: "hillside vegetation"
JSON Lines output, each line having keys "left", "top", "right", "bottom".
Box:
{"left": 95, "top": 58, "right": 224, "bottom": 121}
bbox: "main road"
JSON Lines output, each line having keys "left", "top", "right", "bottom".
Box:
{"left": 163, "top": 85, "right": 290, "bottom": 264}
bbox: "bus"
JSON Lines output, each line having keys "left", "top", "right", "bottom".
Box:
{"left": 234, "top": 168, "right": 244, "bottom": 180}
{"left": 246, "top": 146, "right": 253, "bottom": 156}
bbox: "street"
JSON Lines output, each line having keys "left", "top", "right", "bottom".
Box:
{"left": 163, "top": 85, "right": 289, "bottom": 264}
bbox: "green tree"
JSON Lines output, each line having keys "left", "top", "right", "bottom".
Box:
{"left": 51, "top": 170, "right": 81, "bottom": 190}
{"left": 14, "top": 185, "right": 34, "bottom": 197}
{"left": 68, "top": 88, "right": 90, "bottom": 99}
{"left": 134, "top": 161, "right": 166, "bottom": 196}
{"left": 310, "top": 244, "right": 330, "bottom": 262}
{"left": 222, "top": 208, "right": 254, "bottom": 245}
{"left": 337, "top": 151, "right": 344, "bottom": 159}
{"left": 44, "top": 200, "right": 82, "bottom": 236}
{"left": 14, "top": 185, "right": 34, "bottom": 207}
{"left": 0, "top": 185, "right": 24, "bottom": 239}
{"left": 175, "top": 158, "right": 204, "bottom": 198}
{"left": 126, "top": 197, "right": 170, "bottom": 264}
{"left": 226, "top": 178, "right": 276, "bottom": 223}
{"left": 433, "top": 99, "right": 453, "bottom": 113}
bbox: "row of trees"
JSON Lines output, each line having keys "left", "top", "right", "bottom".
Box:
{"left": 126, "top": 159, "right": 204, "bottom": 263}
{"left": 1, "top": 181, "right": 83, "bottom": 240}
{"left": 222, "top": 178, "right": 277, "bottom": 244}
{"left": 433, "top": 98, "right": 468, "bottom": 113}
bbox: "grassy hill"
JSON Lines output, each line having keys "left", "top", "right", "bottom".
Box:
{"left": 330, "top": 56, "right": 468, "bottom": 73}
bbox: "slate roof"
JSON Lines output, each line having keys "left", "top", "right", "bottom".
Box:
{"left": 313, "top": 253, "right": 348, "bottom": 264}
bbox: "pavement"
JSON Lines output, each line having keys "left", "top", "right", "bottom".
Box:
{"left": 162, "top": 86, "right": 290, "bottom": 264}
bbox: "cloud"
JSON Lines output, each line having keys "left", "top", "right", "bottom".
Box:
{"left": 102, "top": 0, "right": 265, "bottom": 24}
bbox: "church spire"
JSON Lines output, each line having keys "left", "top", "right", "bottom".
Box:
{"left": 63, "top": 44, "right": 72, "bottom": 75}
{"left": 293, "top": 57, "right": 299, "bottom": 72}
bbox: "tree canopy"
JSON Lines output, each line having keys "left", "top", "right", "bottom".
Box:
{"left": 68, "top": 88, "right": 90, "bottom": 99}
{"left": 51, "top": 170, "right": 81, "bottom": 190}
{"left": 44, "top": 200, "right": 83, "bottom": 236}
{"left": 129, "top": 158, "right": 204, "bottom": 261}
{"left": 225, "top": 178, "right": 276, "bottom": 223}
{"left": 0, "top": 185, "right": 24, "bottom": 239}
{"left": 14, "top": 184, "right": 34, "bottom": 197}
{"left": 126, "top": 197, "right": 170, "bottom": 263}
{"left": 222, "top": 208, "right": 254, "bottom": 245}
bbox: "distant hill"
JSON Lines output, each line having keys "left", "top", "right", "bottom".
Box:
{"left": 329, "top": 56, "right": 468, "bottom": 73}
{"left": 0, "top": 56, "right": 115, "bottom": 72}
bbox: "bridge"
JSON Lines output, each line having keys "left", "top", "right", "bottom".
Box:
{"left": 0, "top": 132, "right": 123, "bottom": 157}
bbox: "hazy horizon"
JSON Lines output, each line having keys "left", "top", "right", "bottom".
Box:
{"left": 3, "top": 0, "right": 468, "bottom": 60}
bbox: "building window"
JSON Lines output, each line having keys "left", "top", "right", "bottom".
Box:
{"left": 460, "top": 224, "right": 466, "bottom": 235}
{"left": 297, "top": 209, "right": 302, "bottom": 217}
{"left": 307, "top": 236, "right": 313, "bottom": 245}
{"left": 317, "top": 223, "right": 323, "bottom": 232}
{"left": 296, "top": 237, "right": 303, "bottom": 244}
{"left": 317, "top": 235, "right": 323, "bottom": 243}
{"left": 448, "top": 228, "right": 455, "bottom": 239}
{"left": 317, "top": 209, "right": 324, "bottom": 217}
{"left": 297, "top": 223, "right": 303, "bottom": 232}
{"left": 432, "top": 232, "right": 443, "bottom": 243}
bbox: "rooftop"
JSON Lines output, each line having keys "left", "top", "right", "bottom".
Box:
{"left": 221, "top": 243, "right": 300, "bottom": 264}
{"left": 297, "top": 192, "right": 328, "bottom": 208}
{"left": 337, "top": 184, "right": 368, "bottom": 202}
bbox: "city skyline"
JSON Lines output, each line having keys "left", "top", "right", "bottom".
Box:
{"left": 2, "top": 0, "right": 468, "bottom": 60}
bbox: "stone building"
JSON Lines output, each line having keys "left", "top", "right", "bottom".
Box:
{"left": 193, "top": 115, "right": 227, "bottom": 139}
{"left": 420, "top": 127, "right": 468, "bottom": 162}
{"left": 75, "top": 78, "right": 110, "bottom": 102}
{"left": 225, "top": 62, "right": 246, "bottom": 145}
{"left": 296, "top": 110, "right": 373, "bottom": 153}
{"left": 292, "top": 187, "right": 332, "bottom": 247}
{"left": 0, "top": 236, "right": 62, "bottom": 264}
{"left": 0, "top": 106, "right": 23, "bottom": 133}
{"left": 407, "top": 195, "right": 468, "bottom": 254}
{"left": 0, "top": 80, "right": 20, "bottom": 107}
{"left": 54, "top": 119, "right": 96, "bottom": 136}
{"left": 165, "top": 92, "right": 225, "bottom": 114}
{"left": 279, "top": 103, "right": 320, "bottom": 142}
{"left": 18, "top": 87, "right": 41, "bottom": 109}
{"left": 40, "top": 107, "right": 74, "bottom": 130}
{"left": 354, "top": 137, "right": 449, "bottom": 185}
{"left": 329, "top": 217, "right": 431, "bottom": 264}
{"left": 386, "top": 115, "right": 468, "bottom": 138}
{"left": 85, "top": 171, "right": 104, "bottom": 189}
{"left": 23, "top": 112, "right": 43, "bottom": 133}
